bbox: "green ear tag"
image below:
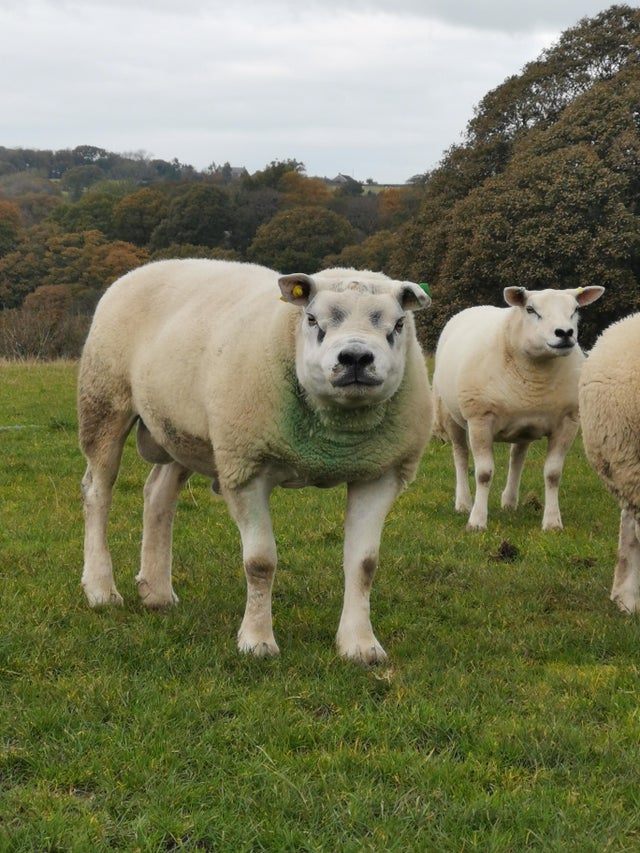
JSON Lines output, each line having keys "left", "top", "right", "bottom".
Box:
{"left": 419, "top": 283, "right": 431, "bottom": 298}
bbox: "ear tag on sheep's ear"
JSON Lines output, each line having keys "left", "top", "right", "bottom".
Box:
{"left": 577, "top": 287, "right": 584, "bottom": 295}
{"left": 292, "top": 284, "right": 305, "bottom": 298}
{"left": 419, "top": 283, "right": 431, "bottom": 298}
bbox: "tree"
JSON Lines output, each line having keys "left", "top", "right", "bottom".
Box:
{"left": 113, "top": 188, "right": 169, "bottom": 245}
{"left": 323, "top": 230, "right": 398, "bottom": 272}
{"left": 280, "top": 171, "right": 331, "bottom": 206}
{"left": 248, "top": 207, "right": 356, "bottom": 273}
{"left": 149, "top": 184, "right": 232, "bottom": 250}
{"left": 0, "top": 200, "right": 22, "bottom": 257}
{"left": 242, "top": 159, "right": 305, "bottom": 191}
{"left": 60, "top": 165, "right": 105, "bottom": 201}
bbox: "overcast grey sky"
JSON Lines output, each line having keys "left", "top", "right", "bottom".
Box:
{"left": 1, "top": 0, "right": 614, "bottom": 183}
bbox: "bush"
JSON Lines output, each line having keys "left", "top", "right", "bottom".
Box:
{"left": 0, "top": 308, "right": 90, "bottom": 360}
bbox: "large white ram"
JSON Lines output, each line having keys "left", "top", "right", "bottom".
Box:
{"left": 432, "top": 286, "right": 604, "bottom": 531}
{"left": 78, "top": 259, "right": 432, "bottom": 663}
{"left": 579, "top": 312, "right": 640, "bottom": 613}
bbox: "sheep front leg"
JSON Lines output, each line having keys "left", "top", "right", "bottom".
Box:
{"left": 611, "top": 507, "right": 640, "bottom": 614}
{"left": 337, "top": 470, "right": 403, "bottom": 664}
{"left": 225, "top": 478, "right": 279, "bottom": 657}
{"left": 137, "top": 462, "right": 191, "bottom": 608}
{"left": 542, "top": 417, "right": 578, "bottom": 530}
{"left": 467, "top": 417, "right": 496, "bottom": 531}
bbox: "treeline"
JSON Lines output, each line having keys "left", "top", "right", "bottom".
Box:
{"left": 0, "top": 151, "right": 423, "bottom": 357}
{"left": 1, "top": 4, "right": 639, "bottom": 359}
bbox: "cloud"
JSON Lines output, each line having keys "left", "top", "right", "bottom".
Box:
{"left": 0, "top": 0, "right": 613, "bottom": 182}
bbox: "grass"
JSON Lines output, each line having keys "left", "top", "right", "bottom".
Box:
{"left": 1, "top": 360, "right": 640, "bottom": 852}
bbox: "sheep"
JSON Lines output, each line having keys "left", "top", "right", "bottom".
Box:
{"left": 579, "top": 312, "right": 640, "bottom": 614}
{"left": 78, "top": 258, "right": 432, "bottom": 664}
{"left": 432, "top": 285, "right": 604, "bottom": 531}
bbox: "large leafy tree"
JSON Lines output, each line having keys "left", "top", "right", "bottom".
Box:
{"left": 0, "top": 201, "right": 22, "bottom": 257}
{"left": 149, "top": 184, "right": 233, "bottom": 250}
{"left": 392, "top": 5, "right": 640, "bottom": 350}
{"left": 248, "top": 207, "right": 356, "bottom": 273}
{"left": 113, "top": 188, "right": 169, "bottom": 246}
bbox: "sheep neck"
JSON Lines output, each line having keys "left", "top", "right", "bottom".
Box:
{"left": 294, "top": 380, "right": 389, "bottom": 439}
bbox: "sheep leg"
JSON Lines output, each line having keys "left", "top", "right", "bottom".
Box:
{"left": 136, "top": 462, "right": 192, "bottom": 608}
{"left": 502, "top": 441, "right": 530, "bottom": 510}
{"left": 611, "top": 507, "right": 640, "bottom": 614}
{"left": 225, "top": 478, "right": 279, "bottom": 657}
{"left": 337, "top": 470, "right": 403, "bottom": 664}
{"left": 467, "top": 418, "right": 495, "bottom": 531}
{"left": 541, "top": 418, "right": 578, "bottom": 530}
{"left": 80, "top": 415, "right": 135, "bottom": 607}
{"left": 447, "top": 418, "right": 473, "bottom": 513}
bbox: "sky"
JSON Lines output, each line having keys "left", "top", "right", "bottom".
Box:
{"left": 1, "top": 0, "right": 615, "bottom": 184}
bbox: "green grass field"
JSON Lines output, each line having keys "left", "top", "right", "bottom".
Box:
{"left": 1, "top": 361, "right": 639, "bottom": 852}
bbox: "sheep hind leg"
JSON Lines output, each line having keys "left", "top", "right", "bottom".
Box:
{"left": 136, "top": 461, "right": 192, "bottom": 608}
{"left": 502, "top": 441, "right": 529, "bottom": 511}
{"left": 611, "top": 507, "right": 640, "bottom": 614}
{"left": 445, "top": 416, "right": 472, "bottom": 513}
{"left": 80, "top": 412, "right": 135, "bottom": 607}
{"left": 541, "top": 418, "right": 578, "bottom": 530}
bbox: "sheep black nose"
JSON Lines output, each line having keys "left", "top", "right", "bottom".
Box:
{"left": 555, "top": 328, "right": 574, "bottom": 339}
{"left": 338, "top": 346, "right": 374, "bottom": 368}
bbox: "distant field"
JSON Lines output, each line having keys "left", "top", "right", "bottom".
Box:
{"left": 2, "top": 360, "right": 639, "bottom": 852}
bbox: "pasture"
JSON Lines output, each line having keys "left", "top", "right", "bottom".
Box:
{"left": 1, "top": 361, "right": 639, "bottom": 852}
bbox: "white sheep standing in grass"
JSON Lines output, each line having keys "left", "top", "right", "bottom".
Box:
{"left": 579, "top": 312, "right": 640, "bottom": 613}
{"left": 78, "top": 258, "right": 433, "bottom": 664}
{"left": 432, "top": 285, "right": 604, "bottom": 531}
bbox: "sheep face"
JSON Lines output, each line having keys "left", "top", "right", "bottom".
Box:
{"left": 504, "top": 286, "right": 604, "bottom": 360}
{"left": 280, "top": 272, "right": 429, "bottom": 410}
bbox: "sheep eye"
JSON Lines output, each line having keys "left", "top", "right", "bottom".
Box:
{"left": 394, "top": 318, "right": 405, "bottom": 334}
{"left": 307, "top": 314, "right": 317, "bottom": 327}
{"left": 526, "top": 306, "right": 539, "bottom": 316}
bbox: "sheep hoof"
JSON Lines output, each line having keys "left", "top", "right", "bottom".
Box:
{"left": 238, "top": 637, "right": 280, "bottom": 657}
{"left": 136, "top": 576, "right": 179, "bottom": 608}
{"left": 611, "top": 592, "right": 640, "bottom": 615}
{"left": 84, "top": 585, "right": 124, "bottom": 608}
{"left": 466, "top": 521, "right": 487, "bottom": 532}
{"left": 337, "top": 633, "right": 387, "bottom": 666}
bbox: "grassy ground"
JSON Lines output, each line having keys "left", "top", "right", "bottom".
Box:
{"left": 1, "top": 361, "right": 639, "bottom": 852}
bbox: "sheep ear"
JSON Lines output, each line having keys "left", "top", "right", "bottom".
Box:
{"left": 278, "top": 273, "right": 315, "bottom": 305}
{"left": 574, "top": 285, "right": 605, "bottom": 307}
{"left": 504, "top": 286, "right": 528, "bottom": 307}
{"left": 398, "top": 282, "right": 431, "bottom": 311}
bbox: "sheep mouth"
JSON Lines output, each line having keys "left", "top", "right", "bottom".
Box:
{"left": 331, "top": 371, "right": 384, "bottom": 388}
{"left": 549, "top": 341, "right": 575, "bottom": 351}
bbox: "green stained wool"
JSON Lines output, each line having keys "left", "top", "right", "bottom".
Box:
{"left": 276, "top": 378, "right": 406, "bottom": 484}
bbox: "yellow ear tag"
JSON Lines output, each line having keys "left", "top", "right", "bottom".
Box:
{"left": 577, "top": 287, "right": 584, "bottom": 295}
{"left": 292, "top": 284, "right": 304, "bottom": 299}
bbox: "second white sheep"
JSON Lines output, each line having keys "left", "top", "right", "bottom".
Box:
{"left": 433, "top": 285, "right": 604, "bottom": 531}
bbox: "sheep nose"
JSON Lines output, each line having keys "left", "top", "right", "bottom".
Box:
{"left": 555, "top": 328, "right": 574, "bottom": 340}
{"left": 338, "top": 346, "right": 374, "bottom": 369}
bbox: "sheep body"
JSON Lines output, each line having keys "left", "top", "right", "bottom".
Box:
{"left": 78, "top": 258, "right": 432, "bottom": 662}
{"left": 432, "top": 286, "right": 604, "bottom": 530}
{"left": 579, "top": 312, "right": 640, "bottom": 613}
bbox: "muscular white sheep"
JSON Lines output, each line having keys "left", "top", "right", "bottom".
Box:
{"left": 432, "top": 285, "right": 604, "bottom": 531}
{"left": 78, "top": 259, "right": 432, "bottom": 663}
{"left": 579, "top": 312, "right": 640, "bottom": 613}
